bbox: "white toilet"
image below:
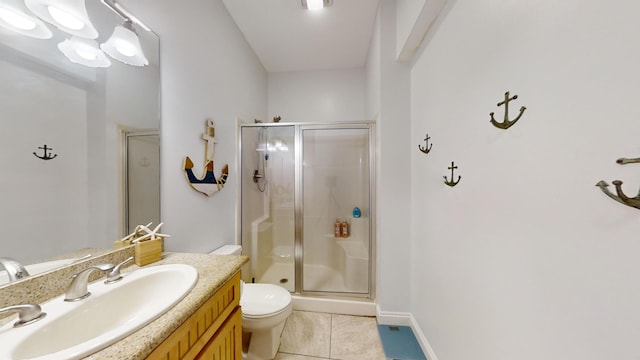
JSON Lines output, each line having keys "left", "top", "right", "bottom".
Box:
{"left": 210, "top": 245, "right": 292, "bottom": 360}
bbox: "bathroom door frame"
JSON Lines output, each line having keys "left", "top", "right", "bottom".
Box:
{"left": 238, "top": 121, "right": 377, "bottom": 300}
{"left": 121, "top": 129, "right": 160, "bottom": 236}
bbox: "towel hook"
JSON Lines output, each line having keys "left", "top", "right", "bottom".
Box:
{"left": 596, "top": 156, "right": 640, "bottom": 210}
{"left": 418, "top": 133, "right": 433, "bottom": 154}
{"left": 33, "top": 144, "right": 57, "bottom": 160}
{"left": 489, "top": 91, "right": 526, "bottom": 130}
{"left": 443, "top": 161, "right": 461, "bottom": 187}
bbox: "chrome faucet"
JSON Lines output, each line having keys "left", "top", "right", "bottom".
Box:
{"left": 0, "top": 257, "right": 30, "bottom": 282}
{"left": 105, "top": 256, "right": 134, "bottom": 284}
{"left": 64, "top": 263, "right": 114, "bottom": 302}
{"left": 0, "top": 304, "right": 46, "bottom": 327}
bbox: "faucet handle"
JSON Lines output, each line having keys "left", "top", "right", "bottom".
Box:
{"left": 105, "top": 256, "right": 135, "bottom": 284}
{"left": 64, "top": 263, "right": 114, "bottom": 302}
{"left": 0, "top": 304, "right": 46, "bottom": 327}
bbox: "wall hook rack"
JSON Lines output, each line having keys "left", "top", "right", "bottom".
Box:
{"left": 489, "top": 91, "right": 526, "bottom": 130}
{"left": 418, "top": 133, "right": 433, "bottom": 154}
{"left": 596, "top": 180, "right": 640, "bottom": 209}
{"left": 443, "top": 161, "right": 461, "bottom": 187}
{"left": 596, "top": 155, "right": 640, "bottom": 209}
{"left": 616, "top": 157, "right": 640, "bottom": 165}
{"left": 33, "top": 144, "right": 57, "bottom": 160}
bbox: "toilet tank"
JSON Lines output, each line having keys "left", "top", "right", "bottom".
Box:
{"left": 209, "top": 245, "right": 242, "bottom": 255}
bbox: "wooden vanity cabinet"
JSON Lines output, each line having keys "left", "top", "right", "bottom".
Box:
{"left": 146, "top": 271, "right": 242, "bottom": 360}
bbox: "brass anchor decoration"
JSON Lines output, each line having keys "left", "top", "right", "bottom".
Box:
{"left": 443, "top": 161, "right": 461, "bottom": 187}
{"left": 33, "top": 144, "right": 57, "bottom": 160}
{"left": 489, "top": 91, "right": 526, "bottom": 130}
{"left": 596, "top": 156, "right": 640, "bottom": 210}
{"left": 418, "top": 133, "right": 432, "bottom": 154}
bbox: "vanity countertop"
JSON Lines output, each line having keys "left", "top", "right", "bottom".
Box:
{"left": 84, "top": 252, "right": 248, "bottom": 360}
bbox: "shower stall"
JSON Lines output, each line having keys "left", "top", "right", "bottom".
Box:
{"left": 240, "top": 122, "right": 374, "bottom": 299}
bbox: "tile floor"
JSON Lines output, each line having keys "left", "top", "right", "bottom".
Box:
{"left": 274, "top": 310, "right": 387, "bottom": 360}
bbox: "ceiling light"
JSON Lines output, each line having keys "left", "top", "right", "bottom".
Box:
{"left": 58, "top": 36, "right": 111, "bottom": 68}
{"left": 302, "top": 0, "right": 332, "bottom": 10}
{"left": 25, "top": 0, "right": 98, "bottom": 38}
{"left": 0, "top": 0, "right": 52, "bottom": 38}
{"left": 100, "top": 20, "right": 148, "bottom": 67}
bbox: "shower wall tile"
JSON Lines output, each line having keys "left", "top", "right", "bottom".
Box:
{"left": 279, "top": 311, "right": 331, "bottom": 358}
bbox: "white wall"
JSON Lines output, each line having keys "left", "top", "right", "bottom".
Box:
{"left": 0, "top": 60, "right": 88, "bottom": 263}
{"left": 396, "top": 0, "right": 425, "bottom": 58}
{"left": 122, "top": 0, "right": 268, "bottom": 253}
{"left": 410, "top": 0, "right": 640, "bottom": 359}
{"left": 367, "top": 0, "right": 412, "bottom": 313}
{"left": 267, "top": 68, "right": 366, "bottom": 123}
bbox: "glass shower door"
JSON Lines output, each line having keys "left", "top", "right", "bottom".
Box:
{"left": 300, "top": 126, "right": 371, "bottom": 294}
{"left": 241, "top": 125, "right": 296, "bottom": 291}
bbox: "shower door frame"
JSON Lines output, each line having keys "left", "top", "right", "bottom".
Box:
{"left": 239, "top": 121, "right": 376, "bottom": 300}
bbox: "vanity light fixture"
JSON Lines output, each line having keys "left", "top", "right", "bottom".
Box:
{"left": 58, "top": 36, "right": 111, "bottom": 68}
{"left": 100, "top": 19, "right": 148, "bottom": 67}
{"left": 301, "top": 0, "right": 332, "bottom": 10}
{"left": 24, "top": 0, "right": 98, "bottom": 39}
{"left": 0, "top": 0, "right": 52, "bottom": 38}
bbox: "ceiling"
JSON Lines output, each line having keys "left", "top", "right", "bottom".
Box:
{"left": 222, "top": 0, "right": 381, "bottom": 73}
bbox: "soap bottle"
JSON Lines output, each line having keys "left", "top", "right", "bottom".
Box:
{"left": 334, "top": 219, "right": 341, "bottom": 238}
{"left": 341, "top": 219, "right": 349, "bottom": 238}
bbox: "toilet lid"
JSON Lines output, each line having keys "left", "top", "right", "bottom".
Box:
{"left": 241, "top": 283, "right": 292, "bottom": 317}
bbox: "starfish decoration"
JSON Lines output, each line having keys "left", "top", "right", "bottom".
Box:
{"left": 131, "top": 222, "right": 171, "bottom": 243}
{"left": 116, "top": 222, "right": 171, "bottom": 244}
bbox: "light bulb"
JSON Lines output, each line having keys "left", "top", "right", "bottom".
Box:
{"left": 0, "top": 8, "right": 36, "bottom": 30}
{"left": 47, "top": 5, "right": 83, "bottom": 30}
{"left": 75, "top": 48, "right": 96, "bottom": 60}
{"left": 58, "top": 36, "right": 111, "bottom": 68}
{"left": 306, "top": 0, "right": 323, "bottom": 10}
{"left": 115, "top": 40, "right": 136, "bottom": 57}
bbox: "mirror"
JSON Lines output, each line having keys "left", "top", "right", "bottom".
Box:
{"left": 0, "top": 0, "right": 160, "bottom": 272}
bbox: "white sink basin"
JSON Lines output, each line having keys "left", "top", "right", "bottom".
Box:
{"left": 0, "top": 263, "right": 198, "bottom": 360}
{"left": 0, "top": 259, "right": 76, "bottom": 286}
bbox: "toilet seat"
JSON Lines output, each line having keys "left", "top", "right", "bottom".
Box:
{"left": 241, "top": 283, "right": 291, "bottom": 318}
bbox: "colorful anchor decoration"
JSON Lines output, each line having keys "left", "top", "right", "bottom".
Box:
{"left": 33, "top": 144, "right": 57, "bottom": 160}
{"left": 183, "top": 119, "right": 229, "bottom": 196}
{"left": 418, "top": 133, "right": 433, "bottom": 154}
{"left": 443, "top": 161, "right": 461, "bottom": 187}
{"left": 489, "top": 91, "right": 526, "bottom": 130}
{"left": 596, "top": 156, "right": 640, "bottom": 210}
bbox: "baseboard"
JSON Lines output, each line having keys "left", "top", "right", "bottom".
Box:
{"left": 376, "top": 306, "right": 439, "bottom": 360}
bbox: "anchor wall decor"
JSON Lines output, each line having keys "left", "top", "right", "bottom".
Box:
{"left": 489, "top": 91, "right": 526, "bottom": 130}
{"left": 33, "top": 144, "right": 57, "bottom": 160}
{"left": 418, "top": 133, "right": 433, "bottom": 154}
{"left": 183, "top": 119, "right": 229, "bottom": 196}
{"left": 596, "top": 156, "right": 640, "bottom": 210}
{"left": 444, "top": 161, "right": 461, "bottom": 187}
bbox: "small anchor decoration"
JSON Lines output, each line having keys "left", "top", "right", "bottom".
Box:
{"left": 418, "top": 133, "right": 433, "bottom": 154}
{"left": 596, "top": 157, "right": 640, "bottom": 210}
{"left": 33, "top": 144, "right": 57, "bottom": 160}
{"left": 183, "top": 119, "right": 229, "bottom": 196}
{"left": 489, "top": 91, "right": 527, "bottom": 130}
{"left": 139, "top": 157, "right": 150, "bottom": 167}
{"left": 443, "top": 161, "right": 461, "bottom": 187}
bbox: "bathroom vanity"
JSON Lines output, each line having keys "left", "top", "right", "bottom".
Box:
{"left": 90, "top": 252, "right": 247, "bottom": 360}
{"left": 0, "top": 248, "right": 248, "bottom": 360}
{"left": 146, "top": 271, "right": 242, "bottom": 359}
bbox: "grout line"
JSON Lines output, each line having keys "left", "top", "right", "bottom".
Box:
{"left": 329, "top": 313, "right": 333, "bottom": 359}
